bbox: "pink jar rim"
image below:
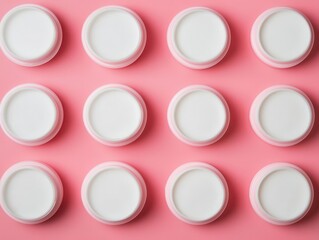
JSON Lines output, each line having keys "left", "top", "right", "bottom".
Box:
{"left": 0, "top": 84, "right": 64, "bottom": 146}
{"left": 167, "top": 85, "right": 230, "bottom": 146}
{"left": 0, "top": 161, "right": 63, "bottom": 224}
{"left": 249, "top": 162, "right": 313, "bottom": 225}
{"left": 0, "top": 4, "right": 62, "bottom": 67}
{"left": 167, "top": 7, "right": 231, "bottom": 69}
{"left": 83, "top": 84, "right": 147, "bottom": 146}
{"left": 165, "top": 162, "right": 229, "bottom": 225}
{"left": 82, "top": 6, "right": 146, "bottom": 68}
{"left": 81, "top": 162, "right": 147, "bottom": 225}
{"left": 250, "top": 85, "right": 314, "bottom": 147}
{"left": 251, "top": 7, "right": 314, "bottom": 68}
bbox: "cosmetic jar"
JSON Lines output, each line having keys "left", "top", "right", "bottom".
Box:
{"left": 167, "top": 7, "right": 230, "bottom": 69}
{"left": 81, "top": 162, "right": 147, "bottom": 224}
{"left": 0, "top": 84, "right": 64, "bottom": 146}
{"left": 0, "top": 4, "right": 62, "bottom": 66}
{"left": 166, "top": 162, "right": 228, "bottom": 224}
{"left": 82, "top": 6, "right": 146, "bottom": 68}
{"left": 250, "top": 162, "right": 313, "bottom": 225}
{"left": 251, "top": 7, "right": 314, "bottom": 68}
{"left": 168, "top": 85, "right": 229, "bottom": 146}
{"left": 0, "top": 161, "right": 63, "bottom": 224}
{"left": 250, "top": 85, "right": 314, "bottom": 146}
{"left": 83, "top": 84, "right": 147, "bottom": 146}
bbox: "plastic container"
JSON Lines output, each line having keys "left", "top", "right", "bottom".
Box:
{"left": 0, "top": 4, "right": 62, "bottom": 67}
{"left": 0, "top": 161, "right": 63, "bottom": 224}
{"left": 82, "top": 6, "right": 146, "bottom": 68}
{"left": 166, "top": 162, "right": 228, "bottom": 225}
{"left": 83, "top": 84, "right": 147, "bottom": 146}
{"left": 81, "top": 162, "right": 147, "bottom": 225}
{"left": 250, "top": 85, "right": 314, "bottom": 147}
{"left": 250, "top": 163, "right": 313, "bottom": 225}
{"left": 251, "top": 7, "right": 314, "bottom": 68}
{"left": 168, "top": 85, "right": 230, "bottom": 146}
{"left": 167, "top": 7, "right": 230, "bottom": 69}
{"left": 0, "top": 84, "right": 64, "bottom": 146}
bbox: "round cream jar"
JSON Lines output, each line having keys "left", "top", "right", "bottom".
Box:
{"left": 250, "top": 163, "right": 313, "bottom": 225}
{"left": 0, "top": 161, "right": 63, "bottom": 224}
{"left": 0, "top": 4, "right": 62, "bottom": 66}
{"left": 168, "top": 85, "right": 230, "bottom": 146}
{"left": 82, "top": 6, "right": 146, "bottom": 68}
{"left": 83, "top": 84, "right": 147, "bottom": 146}
{"left": 250, "top": 85, "right": 314, "bottom": 146}
{"left": 166, "top": 162, "right": 228, "bottom": 224}
{"left": 0, "top": 84, "right": 64, "bottom": 146}
{"left": 251, "top": 7, "right": 314, "bottom": 68}
{"left": 167, "top": 7, "right": 230, "bottom": 69}
{"left": 81, "top": 162, "right": 147, "bottom": 225}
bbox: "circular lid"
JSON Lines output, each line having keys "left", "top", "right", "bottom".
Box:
{"left": 168, "top": 85, "right": 229, "bottom": 146}
{"left": 0, "top": 84, "right": 61, "bottom": 145}
{"left": 82, "top": 6, "right": 146, "bottom": 68}
{"left": 166, "top": 162, "right": 228, "bottom": 224}
{"left": 167, "top": 7, "right": 230, "bottom": 69}
{"left": 251, "top": 7, "right": 313, "bottom": 68}
{"left": 250, "top": 163, "right": 313, "bottom": 225}
{"left": 81, "top": 162, "right": 147, "bottom": 224}
{"left": 83, "top": 84, "right": 146, "bottom": 146}
{"left": 0, "top": 162, "right": 58, "bottom": 223}
{"left": 250, "top": 86, "right": 314, "bottom": 146}
{"left": 0, "top": 4, "right": 61, "bottom": 66}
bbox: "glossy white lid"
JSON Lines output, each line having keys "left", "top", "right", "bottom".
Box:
{"left": 81, "top": 162, "right": 147, "bottom": 225}
{"left": 166, "top": 162, "right": 228, "bottom": 224}
{"left": 250, "top": 163, "right": 313, "bottom": 225}
{"left": 250, "top": 86, "right": 314, "bottom": 146}
{"left": 0, "top": 84, "right": 63, "bottom": 146}
{"left": 168, "top": 85, "right": 229, "bottom": 146}
{"left": 83, "top": 84, "right": 147, "bottom": 146}
{"left": 167, "top": 7, "right": 230, "bottom": 69}
{"left": 0, "top": 4, "right": 62, "bottom": 66}
{"left": 0, "top": 161, "right": 63, "bottom": 224}
{"left": 251, "top": 7, "right": 314, "bottom": 68}
{"left": 82, "top": 6, "right": 146, "bottom": 68}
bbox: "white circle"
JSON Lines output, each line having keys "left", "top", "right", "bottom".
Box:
{"left": 251, "top": 164, "right": 313, "bottom": 224}
{"left": 253, "top": 87, "right": 313, "bottom": 144}
{"left": 168, "top": 86, "right": 228, "bottom": 145}
{"left": 83, "top": 85, "right": 145, "bottom": 145}
{"left": 0, "top": 5, "right": 57, "bottom": 61}
{"left": 175, "top": 91, "right": 226, "bottom": 141}
{"left": 0, "top": 86, "right": 58, "bottom": 142}
{"left": 82, "top": 164, "right": 145, "bottom": 224}
{"left": 0, "top": 167, "right": 56, "bottom": 221}
{"left": 170, "top": 8, "right": 229, "bottom": 64}
{"left": 82, "top": 6, "right": 144, "bottom": 66}
{"left": 258, "top": 8, "right": 312, "bottom": 62}
{"left": 259, "top": 169, "right": 311, "bottom": 221}
{"left": 166, "top": 163, "right": 228, "bottom": 224}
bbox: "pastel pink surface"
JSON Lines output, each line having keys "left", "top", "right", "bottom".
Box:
{"left": 0, "top": 0, "right": 319, "bottom": 240}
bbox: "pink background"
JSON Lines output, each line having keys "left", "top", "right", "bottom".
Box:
{"left": 0, "top": 0, "right": 319, "bottom": 239}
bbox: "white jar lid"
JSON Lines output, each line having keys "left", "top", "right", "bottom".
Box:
{"left": 0, "top": 4, "right": 62, "bottom": 66}
{"left": 0, "top": 84, "right": 64, "bottom": 146}
{"left": 82, "top": 6, "right": 146, "bottom": 68}
{"left": 250, "top": 85, "right": 314, "bottom": 146}
{"left": 81, "top": 162, "right": 147, "bottom": 225}
{"left": 251, "top": 7, "right": 314, "bottom": 68}
{"left": 168, "top": 85, "right": 229, "bottom": 146}
{"left": 250, "top": 163, "right": 313, "bottom": 225}
{"left": 83, "top": 84, "right": 147, "bottom": 146}
{"left": 0, "top": 161, "right": 63, "bottom": 224}
{"left": 167, "top": 7, "right": 230, "bottom": 69}
{"left": 166, "top": 162, "right": 228, "bottom": 224}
